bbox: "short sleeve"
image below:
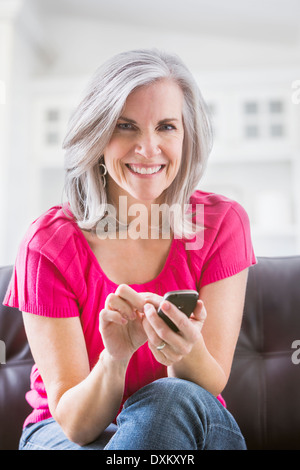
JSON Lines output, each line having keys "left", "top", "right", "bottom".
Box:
{"left": 199, "top": 200, "right": 256, "bottom": 287}
{"left": 3, "top": 210, "right": 81, "bottom": 318}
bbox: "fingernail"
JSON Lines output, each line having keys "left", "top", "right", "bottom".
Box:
{"left": 144, "top": 303, "right": 152, "bottom": 313}
{"left": 161, "top": 301, "right": 170, "bottom": 310}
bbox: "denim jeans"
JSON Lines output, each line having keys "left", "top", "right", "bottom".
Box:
{"left": 19, "top": 378, "right": 246, "bottom": 450}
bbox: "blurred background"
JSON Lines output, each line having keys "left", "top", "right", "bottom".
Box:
{"left": 0, "top": 0, "right": 300, "bottom": 265}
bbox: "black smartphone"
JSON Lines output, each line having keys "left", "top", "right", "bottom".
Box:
{"left": 157, "top": 290, "right": 199, "bottom": 332}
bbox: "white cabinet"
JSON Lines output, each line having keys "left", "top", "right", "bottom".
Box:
{"left": 200, "top": 75, "right": 300, "bottom": 256}
{"left": 30, "top": 79, "right": 85, "bottom": 214}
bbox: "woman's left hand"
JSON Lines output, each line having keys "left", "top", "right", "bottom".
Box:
{"left": 141, "top": 293, "right": 207, "bottom": 366}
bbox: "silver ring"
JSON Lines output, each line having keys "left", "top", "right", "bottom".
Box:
{"left": 156, "top": 341, "right": 166, "bottom": 350}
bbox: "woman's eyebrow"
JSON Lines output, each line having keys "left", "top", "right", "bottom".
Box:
{"left": 157, "top": 118, "right": 180, "bottom": 125}
{"left": 118, "top": 116, "right": 180, "bottom": 124}
{"left": 118, "top": 116, "right": 137, "bottom": 124}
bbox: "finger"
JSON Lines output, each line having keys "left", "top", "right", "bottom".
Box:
{"left": 158, "top": 300, "right": 191, "bottom": 334}
{"left": 100, "top": 308, "right": 128, "bottom": 326}
{"left": 143, "top": 303, "right": 187, "bottom": 352}
{"left": 105, "top": 293, "right": 136, "bottom": 320}
{"left": 143, "top": 319, "right": 184, "bottom": 364}
{"left": 148, "top": 340, "right": 182, "bottom": 365}
{"left": 139, "top": 292, "right": 163, "bottom": 308}
{"left": 157, "top": 301, "right": 202, "bottom": 347}
{"left": 115, "top": 284, "right": 145, "bottom": 312}
{"left": 144, "top": 302, "right": 173, "bottom": 340}
{"left": 142, "top": 310, "right": 162, "bottom": 347}
{"left": 190, "top": 300, "right": 207, "bottom": 327}
{"left": 147, "top": 342, "right": 173, "bottom": 366}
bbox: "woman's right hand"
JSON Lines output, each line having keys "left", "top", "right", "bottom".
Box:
{"left": 99, "top": 284, "right": 148, "bottom": 362}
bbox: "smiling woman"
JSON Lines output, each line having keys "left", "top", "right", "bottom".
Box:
{"left": 3, "top": 49, "right": 256, "bottom": 450}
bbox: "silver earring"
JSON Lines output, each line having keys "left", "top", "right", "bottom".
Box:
{"left": 99, "top": 162, "right": 107, "bottom": 188}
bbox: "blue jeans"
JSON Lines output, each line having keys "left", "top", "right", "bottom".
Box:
{"left": 19, "top": 378, "right": 246, "bottom": 450}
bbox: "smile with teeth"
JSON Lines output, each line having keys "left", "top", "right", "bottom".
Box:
{"left": 126, "top": 164, "right": 164, "bottom": 175}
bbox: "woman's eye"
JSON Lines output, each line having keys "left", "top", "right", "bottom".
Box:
{"left": 117, "top": 123, "right": 134, "bottom": 130}
{"left": 159, "top": 124, "right": 176, "bottom": 131}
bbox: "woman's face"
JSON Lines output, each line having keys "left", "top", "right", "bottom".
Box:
{"left": 104, "top": 79, "right": 184, "bottom": 206}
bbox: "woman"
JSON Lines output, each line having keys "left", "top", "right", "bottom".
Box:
{"left": 4, "top": 49, "right": 256, "bottom": 450}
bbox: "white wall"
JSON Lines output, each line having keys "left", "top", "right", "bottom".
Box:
{"left": 0, "top": 20, "right": 13, "bottom": 265}
{"left": 35, "top": 14, "right": 300, "bottom": 76}
{"left": 0, "top": 1, "right": 45, "bottom": 265}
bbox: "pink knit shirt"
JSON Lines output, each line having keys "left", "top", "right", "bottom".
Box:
{"left": 3, "top": 191, "right": 256, "bottom": 428}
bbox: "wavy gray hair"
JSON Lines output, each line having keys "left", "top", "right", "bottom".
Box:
{"left": 63, "top": 49, "right": 213, "bottom": 236}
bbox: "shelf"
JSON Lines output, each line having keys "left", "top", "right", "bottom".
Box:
{"left": 208, "top": 147, "right": 297, "bottom": 163}
{"left": 251, "top": 226, "right": 297, "bottom": 238}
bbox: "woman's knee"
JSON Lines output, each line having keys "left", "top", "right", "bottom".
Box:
{"left": 110, "top": 378, "right": 245, "bottom": 450}
{"left": 121, "top": 377, "right": 217, "bottom": 430}
{"left": 122, "top": 377, "right": 243, "bottom": 437}
{"left": 127, "top": 377, "right": 215, "bottom": 411}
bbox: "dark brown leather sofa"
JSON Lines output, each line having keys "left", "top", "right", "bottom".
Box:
{"left": 1, "top": 257, "right": 300, "bottom": 450}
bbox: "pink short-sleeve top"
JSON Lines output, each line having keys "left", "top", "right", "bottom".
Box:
{"left": 3, "top": 190, "right": 256, "bottom": 428}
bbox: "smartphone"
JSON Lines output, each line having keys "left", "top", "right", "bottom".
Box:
{"left": 157, "top": 290, "right": 199, "bottom": 332}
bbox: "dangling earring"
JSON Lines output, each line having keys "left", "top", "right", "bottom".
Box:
{"left": 99, "top": 160, "right": 107, "bottom": 188}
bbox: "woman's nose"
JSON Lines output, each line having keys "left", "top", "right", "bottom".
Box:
{"left": 134, "top": 132, "right": 161, "bottom": 159}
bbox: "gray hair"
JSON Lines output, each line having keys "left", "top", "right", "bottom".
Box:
{"left": 63, "top": 49, "right": 213, "bottom": 237}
